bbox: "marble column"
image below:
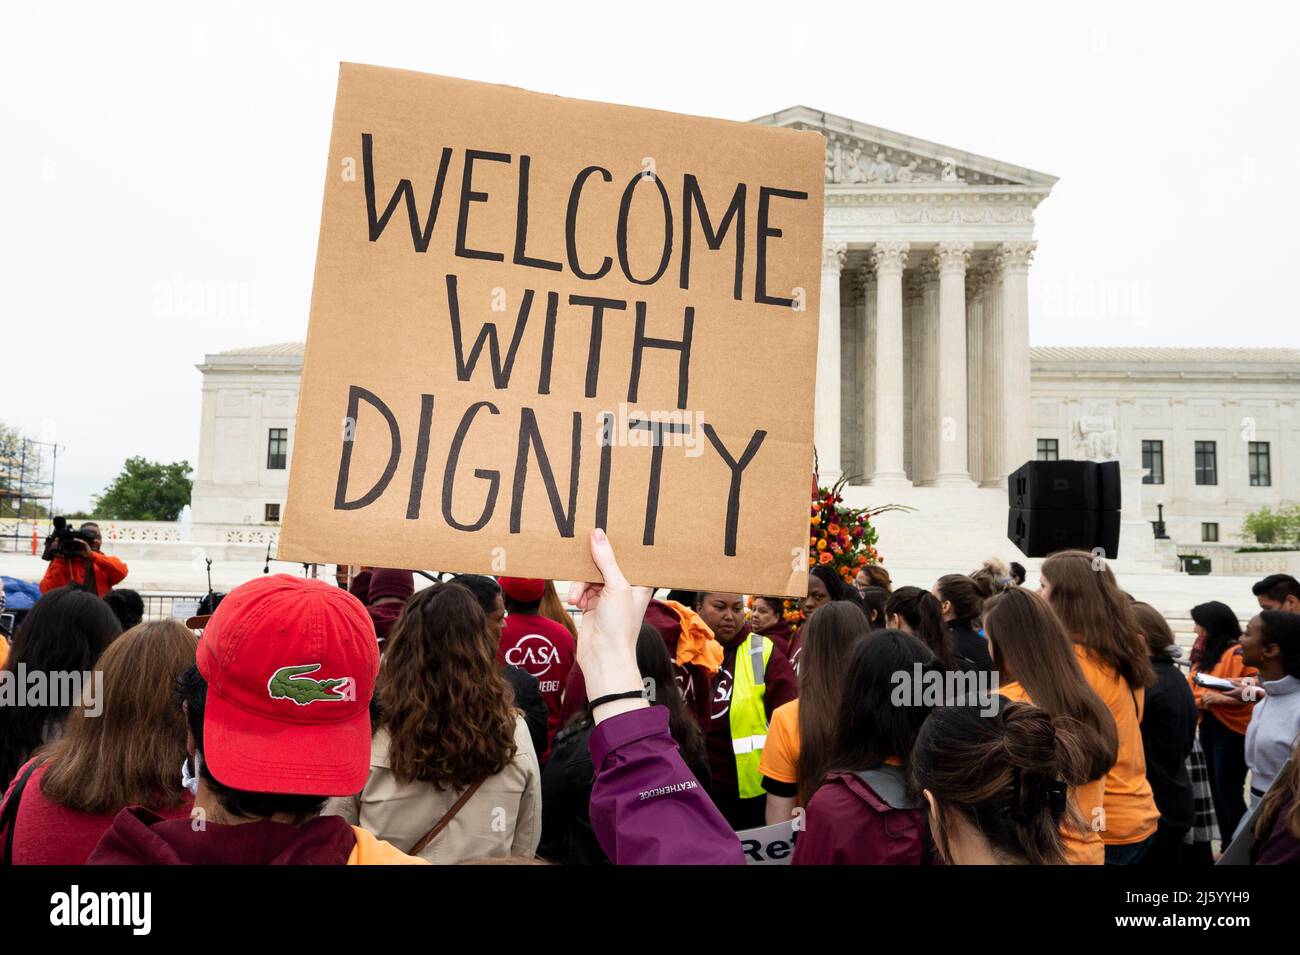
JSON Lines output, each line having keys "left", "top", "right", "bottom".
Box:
{"left": 860, "top": 266, "right": 877, "bottom": 481}
{"left": 912, "top": 266, "right": 940, "bottom": 485}
{"left": 904, "top": 273, "right": 923, "bottom": 481}
{"left": 934, "top": 242, "right": 974, "bottom": 485}
{"left": 978, "top": 259, "right": 1005, "bottom": 487}
{"left": 871, "top": 241, "right": 910, "bottom": 485}
{"left": 996, "top": 241, "right": 1036, "bottom": 482}
{"left": 966, "top": 263, "right": 988, "bottom": 486}
{"left": 817, "top": 242, "right": 846, "bottom": 483}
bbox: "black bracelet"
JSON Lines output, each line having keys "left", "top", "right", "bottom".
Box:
{"left": 590, "top": 690, "right": 646, "bottom": 709}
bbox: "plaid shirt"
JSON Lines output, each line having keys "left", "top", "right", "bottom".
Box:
{"left": 1184, "top": 735, "right": 1219, "bottom": 845}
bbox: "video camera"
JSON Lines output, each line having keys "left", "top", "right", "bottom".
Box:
{"left": 51, "top": 515, "right": 97, "bottom": 556}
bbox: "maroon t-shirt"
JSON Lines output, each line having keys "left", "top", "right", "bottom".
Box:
{"left": 1, "top": 761, "right": 193, "bottom": 865}
{"left": 704, "top": 629, "right": 798, "bottom": 809}
{"left": 498, "top": 613, "right": 576, "bottom": 755}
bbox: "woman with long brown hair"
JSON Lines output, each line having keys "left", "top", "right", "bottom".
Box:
{"left": 792, "top": 630, "right": 939, "bottom": 864}
{"left": 325, "top": 581, "right": 540, "bottom": 863}
{"left": 1039, "top": 550, "right": 1159, "bottom": 863}
{"left": 984, "top": 588, "right": 1118, "bottom": 864}
{"left": 0, "top": 620, "right": 196, "bottom": 865}
{"left": 758, "top": 602, "right": 867, "bottom": 823}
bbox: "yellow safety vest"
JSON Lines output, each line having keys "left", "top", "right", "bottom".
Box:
{"left": 728, "top": 632, "right": 773, "bottom": 799}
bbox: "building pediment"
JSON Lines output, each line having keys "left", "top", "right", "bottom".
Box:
{"left": 751, "top": 106, "right": 1057, "bottom": 189}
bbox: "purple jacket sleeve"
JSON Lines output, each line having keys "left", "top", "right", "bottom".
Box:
{"left": 589, "top": 706, "right": 744, "bottom": 865}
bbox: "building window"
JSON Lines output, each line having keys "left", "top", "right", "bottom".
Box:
{"left": 1202, "top": 522, "right": 1219, "bottom": 543}
{"left": 1037, "top": 438, "right": 1058, "bottom": 461}
{"left": 265, "top": 503, "right": 281, "bottom": 523}
{"left": 1195, "top": 441, "right": 1217, "bottom": 486}
{"left": 1249, "top": 441, "right": 1271, "bottom": 486}
{"left": 267, "top": 428, "right": 288, "bottom": 470}
{"left": 1141, "top": 440, "right": 1164, "bottom": 485}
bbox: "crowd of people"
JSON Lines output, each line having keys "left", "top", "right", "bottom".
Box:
{"left": 1, "top": 525, "right": 1299, "bottom": 866}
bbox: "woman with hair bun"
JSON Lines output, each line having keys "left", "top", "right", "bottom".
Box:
{"left": 934, "top": 574, "right": 993, "bottom": 672}
{"left": 885, "top": 586, "right": 959, "bottom": 671}
{"left": 911, "top": 700, "right": 1089, "bottom": 865}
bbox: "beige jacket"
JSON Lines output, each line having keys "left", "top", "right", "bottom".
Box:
{"left": 324, "top": 716, "right": 541, "bottom": 864}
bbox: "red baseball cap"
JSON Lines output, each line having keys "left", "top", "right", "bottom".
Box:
{"left": 196, "top": 574, "right": 380, "bottom": 796}
{"left": 498, "top": 576, "right": 546, "bottom": 602}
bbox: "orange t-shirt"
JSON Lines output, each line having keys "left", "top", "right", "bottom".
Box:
{"left": 998, "top": 680, "right": 1105, "bottom": 865}
{"left": 758, "top": 701, "right": 901, "bottom": 807}
{"left": 1073, "top": 645, "right": 1160, "bottom": 846}
{"left": 1188, "top": 644, "right": 1257, "bottom": 735}
{"left": 758, "top": 699, "right": 800, "bottom": 787}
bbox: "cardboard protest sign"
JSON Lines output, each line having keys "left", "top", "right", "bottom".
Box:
{"left": 279, "top": 63, "right": 823, "bottom": 595}
{"left": 735, "top": 819, "right": 799, "bottom": 864}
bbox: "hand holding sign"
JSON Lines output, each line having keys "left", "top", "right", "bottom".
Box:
{"left": 568, "top": 528, "right": 653, "bottom": 723}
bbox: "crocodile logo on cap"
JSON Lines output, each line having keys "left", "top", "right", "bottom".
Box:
{"left": 267, "top": 664, "right": 352, "bottom": 704}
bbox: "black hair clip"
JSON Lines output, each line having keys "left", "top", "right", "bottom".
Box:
{"left": 1011, "top": 769, "right": 1068, "bottom": 824}
{"left": 1045, "top": 780, "right": 1068, "bottom": 818}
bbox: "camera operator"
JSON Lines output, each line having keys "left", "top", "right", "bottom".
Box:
{"left": 39, "top": 520, "right": 129, "bottom": 597}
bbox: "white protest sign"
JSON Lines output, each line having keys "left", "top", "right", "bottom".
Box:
{"left": 735, "top": 819, "right": 798, "bottom": 865}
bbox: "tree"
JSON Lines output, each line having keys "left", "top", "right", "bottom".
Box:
{"left": 0, "top": 421, "right": 52, "bottom": 519}
{"left": 92, "top": 458, "right": 193, "bottom": 521}
{"left": 1242, "top": 504, "right": 1300, "bottom": 548}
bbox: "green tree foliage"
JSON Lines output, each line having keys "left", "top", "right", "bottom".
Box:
{"left": 92, "top": 458, "right": 193, "bottom": 521}
{"left": 1242, "top": 504, "right": 1300, "bottom": 548}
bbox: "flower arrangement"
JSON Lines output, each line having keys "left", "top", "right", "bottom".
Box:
{"left": 781, "top": 471, "right": 909, "bottom": 630}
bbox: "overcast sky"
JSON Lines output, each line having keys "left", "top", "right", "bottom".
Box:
{"left": 2, "top": 1, "right": 1297, "bottom": 510}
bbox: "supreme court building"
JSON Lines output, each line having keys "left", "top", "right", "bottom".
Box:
{"left": 752, "top": 106, "right": 1053, "bottom": 490}
{"left": 189, "top": 107, "right": 1300, "bottom": 570}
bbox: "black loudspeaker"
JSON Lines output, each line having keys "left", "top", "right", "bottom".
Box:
{"left": 1008, "top": 460, "right": 1120, "bottom": 510}
{"left": 1007, "top": 507, "right": 1120, "bottom": 559}
{"left": 1006, "top": 460, "right": 1122, "bottom": 558}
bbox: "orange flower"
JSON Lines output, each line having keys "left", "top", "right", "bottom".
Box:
{"left": 818, "top": 551, "right": 833, "bottom": 565}
{"left": 816, "top": 539, "right": 827, "bottom": 550}
{"left": 827, "top": 523, "right": 841, "bottom": 536}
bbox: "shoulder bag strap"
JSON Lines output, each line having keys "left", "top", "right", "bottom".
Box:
{"left": 1, "top": 760, "right": 42, "bottom": 866}
{"left": 409, "top": 777, "right": 487, "bottom": 856}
